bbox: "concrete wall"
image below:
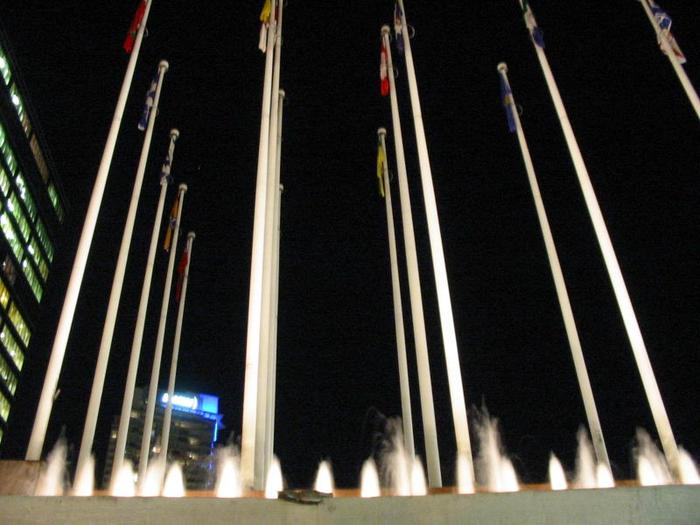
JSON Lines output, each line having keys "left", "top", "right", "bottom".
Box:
{"left": 1, "top": 486, "right": 698, "bottom": 524}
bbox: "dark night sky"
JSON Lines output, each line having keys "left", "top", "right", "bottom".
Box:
{"left": 1, "top": 1, "right": 698, "bottom": 488}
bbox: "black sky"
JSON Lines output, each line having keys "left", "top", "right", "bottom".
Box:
{"left": 1, "top": 1, "right": 698, "bottom": 488}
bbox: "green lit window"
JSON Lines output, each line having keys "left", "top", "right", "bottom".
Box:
{"left": 14, "top": 172, "right": 37, "bottom": 222}
{"left": 47, "top": 182, "right": 64, "bottom": 223}
{"left": 8, "top": 303, "right": 30, "bottom": 346}
{"left": 0, "top": 137, "right": 18, "bottom": 176}
{"left": 38, "top": 257, "right": 49, "bottom": 282}
{"left": 0, "top": 212, "right": 24, "bottom": 262}
{"left": 0, "top": 46, "right": 10, "bottom": 85}
{"left": 0, "top": 427, "right": 3, "bottom": 444}
{"left": 0, "top": 326, "right": 23, "bottom": 371}
{"left": 0, "top": 353, "right": 17, "bottom": 395}
{"left": 28, "top": 237, "right": 48, "bottom": 281}
{"left": 0, "top": 279, "right": 9, "bottom": 308}
{"left": 34, "top": 218, "right": 53, "bottom": 263}
{"left": 29, "top": 135, "right": 49, "bottom": 184}
{"left": 7, "top": 192, "right": 30, "bottom": 242}
{"left": 9, "top": 84, "right": 31, "bottom": 136}
{"left": 0, "top": 166, "right": 9, "bottom": 196}
{"left": 21, "top": 258, "right": 42, "bottom": 302}
{"left": 0, "top": 390, "right": 9, "bottom": 422}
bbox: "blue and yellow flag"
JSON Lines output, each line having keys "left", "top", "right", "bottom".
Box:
{"left": 163, "top": 195, "right": 179, "bottom": 251}
{"left": 138, "top": 67, "right": 159, "bottom": 131}
{"left": 499, "top": 74, "right": 516, "bottom": 133}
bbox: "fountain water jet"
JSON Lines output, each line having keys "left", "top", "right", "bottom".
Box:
{"left": 548, "top": 453, "right": 567, "bottom": 490}
{"left": 456, "top": 451, "right": 475, "bottom": 494}
{"left": 71, "top": 454, "right": 95, "bottom": 496}
{"left": 679, "top": 449, "right": 700, "bottom": 484}
{"left": 34, "top": 437, "right": 67, "bottom": 496}
{"left": 110, "top": 461, "right": 136, "bottom": 497}
{"left": 313, "top": 460, "right": 335, "bottom": 494}
{"left": 475, "top": 412, "right": 519, "bottom": 492}
{"left": 574, "top": 428, "right": 598, "bottom": 488}
{"left": 410, "top": 457, "right": 427, "bottom": 495}
{"left": 264, "top": 456, "right": 283, "bottom": 499}
{"left": 162, "top": 462, "right": 185, "bottom": 497}
{"left": 378, "top": 419, "right": 411, "bottom": 495}
{"left": 215, "top": 446, "right": 242, "bottom": 498}
{"left": 360, "top": 458, "right": 381, "bottom": 498}
{"left": 138, "top": 455, "right": 166, "bottom": 496}
{"left": 596, "top": 463, "right": 615, "bottom": 488}
{"left": 635, "top": 428, "right": 672, "bottom": 486}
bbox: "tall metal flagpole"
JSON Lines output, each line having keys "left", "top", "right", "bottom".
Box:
{"left": 382, "top": 26, "right": 441, "bottom": 487}
{"left": 257, "top": 0, "right": 285, "bottom": 488}
{"left": 241, "top": 0, "right": 277, "bottom": 489}
{"left": 137, "top": 183, "right": 188, "bottom": 488}
{"left": 111, "top": 129, "right": 179, "bottom": 484}
{"left": 518, "top": 0, "right": 681, "bottom": 477}
{"left": 75, "top": 59, "right": 170, "bottom": 481}
{"left": 639, "top": 0, "right": 700, "bottom": 119}
{"left": 378, "top": 127, "right": 415, "bottom": 458}
{"left": 26, "top": 0, "right": 154, "bottom": 461}
{"left": 160, "top": 232, "right": 195, "bottom": 463}
{"left": 497, "top": 63, "right": 610, "bottom": 470}
{"left": 265, "top": 89, "right": 285, "bottom": 473}
{"left": 395, "top": 1, "right": 473, "bottom": 477}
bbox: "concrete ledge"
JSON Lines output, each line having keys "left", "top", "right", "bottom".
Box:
{"left": 1, "top": 486, "right": 698, "bottom": 524}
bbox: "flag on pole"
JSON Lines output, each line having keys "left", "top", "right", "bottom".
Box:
{"left": 258, "top": 0, "right": 272, "bottom": 52}
{"left": 380, "top": 41, "right": 390, "bottom": 96}
{"left": 499, "top": 74, "right": 516, "bottom": 133}
{"left": 124, "top": 0, "right": 147, "bottom": 54}
{"left": 648, "top": 0, "right": 687, "bottom": 64}
{"left": 163, "top": 195, "right": 179, "bottom": 252}
{"left": 376, "top": 139, "right": 386, "bottom": 198}
{"left": 160, "top": 141, "right": 175, "bottom": 184}
{"left": 394, "top": 2, "right": 404, "bottom": 55}
{"left": 521, "top": 0, "right": 545, "bottom": 48}
{"left": 138, "top": 68, "right": 159, "bottom": 131}
{"left": 175, "top": 243, "right": 189, "bottom": 302}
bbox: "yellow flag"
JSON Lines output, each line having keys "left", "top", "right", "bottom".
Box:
{"left": 260, "top": 0, "right": 271, "bottom": 23}
{"left": 163, "top": 195, "right": 179, "bottom": 251}
{"left": 376, "top": 141, "right": 386, "bottom": 198}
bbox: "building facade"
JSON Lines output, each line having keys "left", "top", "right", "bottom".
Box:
{"left": 102, "top": 387, "right": 223, "bottom": 490}
{"left": 0, "top": 34, "right": 66, "bottom": 448}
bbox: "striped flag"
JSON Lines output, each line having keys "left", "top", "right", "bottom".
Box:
{"left": 163, "top": 195, "right": 179, "bottom": 252}
{"left": 259, "top": 0, "right": 272, "bottom": 52}
{"left": 124, "top": 0, "right": 147, "bottom": 54}
{"left": 138, "top": 68, "right": 158, "bottom": 131}
{"left": 394, "top": 2, "right": 404, "bottom": 55}
{"left": 376, "top": 139, "right": 386, "bottom": 198}
{"left": 499, "top": 73, "right": 516, "bottom": 133}
{"left": 380, "top": 41, "right": 390, "bottom": 96}
{"left": 648, "top": 0, "right": 686, "bottom": 64}
{"left": 521, "top": 0, "right": 545, "bottom": 48}
{"left": 175, "top": 243, "right": 189, "bottom": 302}
{"left": 160, "top": 140, "right": 175, "bottom": 184}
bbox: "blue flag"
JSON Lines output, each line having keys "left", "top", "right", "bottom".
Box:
{"left": 394, "top": 2, "right": 404, "bottom": 55}
{"left": 138, "top": 69, "right": 159, "bottom": 131}
{"left": 648, "top": 0, "right": 686, "bottom": 64}
{"left": 160, "top": 140, "right": 174, "bottom": 183}
{"left": 499, "top": 74, "right": 516, "bottom": 133}
{"left": 522, "top": 1, "right": 545, "bottom": 48}
{"left": 649, "top": 0, "right": 671, "bottom": 30}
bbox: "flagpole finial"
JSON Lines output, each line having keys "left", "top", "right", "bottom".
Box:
{"left": 497, "top": 62, "right": 508, "bottom": 73}
{"left": 187, "top": 231, "right": 196, "bottom": 241}
{"left": 178, "top": 183, "right": 188, "bottom": 193}
{"left": 377, "top": 127, "right": 387, "bottom": 137}
{"left": 278, "top": 89, "right": 285, "bottom": 100}
{"left": 381, "top": 25, "right": 391, "bottom": 36}
{"left": 159, "top": 60, "right": 170, "bottom": 72}
{"left": 170, "top": 128, "right": 180, "bottom": 141}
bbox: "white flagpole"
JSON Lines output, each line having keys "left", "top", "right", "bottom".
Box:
{"left": 382, "top": 26, "right": 442, "bottom": 487}
{"left": 75, "top": 59, "right": 170, "bottom": 480}
{"left": 111, "top": 129, "right": 178, "bottom": 484}
{"left": 265, "top": 89, "right": 285, "bottom": 474}
{"left": 518, "top": 1, "right": 681, "bottom": 477}
{"left": 257, "top": 0, "right": 285, "bottom": 488}
{"left": 639, "top": 0, "right": 700, "bottom": 119}
{"left": 241, "top": 0, "right": 277, "bottom": 489}
{"left": 378, "top": 127, "right": 415, "bottom": 459}
{"left": 26, "top": 0, "right": 154, "bottom": 461}
{"left": 137, "top": 183, "right": 188, "bottom": 489}
{"left": 396, "top": 1, "right": 474, "bottom": 476}
{"left": 498, "top": 63, "right": 610, "bottom": 470}
{"left": 160, "top": 232, "right": 195, "bottom": 463}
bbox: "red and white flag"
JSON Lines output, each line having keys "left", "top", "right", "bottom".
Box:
{"left": 123, "top": 0, "right": 147, "bottom": 54}
{"left": 380, "top": 42, "right": 390, "bottom": 96}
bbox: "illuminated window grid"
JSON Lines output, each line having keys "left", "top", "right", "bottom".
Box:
{"left": 0, "top": 352, "right": 17, "bottom": 395}
{"left": 0, "top": 389, "right": 9, "bottom": 422}
{"left": 7, "top": 303, "right": 30, "bottom": 347}
{"left": 0, "top": 325, "right": 24, "bottom": 371}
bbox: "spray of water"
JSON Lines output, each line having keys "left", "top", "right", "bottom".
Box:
{"left": 34, "top": 437, "right": 67, "bottom": 496}
{"left": 548, "top": 453, "right": 567, "bottom": 490}
{"left": 474, "top": 411, "right": 519, "bottom": 492}
{"left": 456, "top": 451, "right": 475, "bottom": 494}
{"left": 110, "top": 461, "right": 136, "bottom": 497}
{"left": 313, "top": 460, "right": 335, "bottom": 494}
{"left": 264, "top": 456, "right": 284, "bottom": 499}
{"left": 410, "top": 457, "right": 427, "bottom": 495}
{"left": 679, "top": 448, "right": 700, "bottom": 485}
{"left": 215, "top": 446, "right": 242, "bottom": 498}
{"left": 360, "top": 458, "right": 381, "bottom": 498}
{"left": 138, "top": 455, "right": 167, "bottom": 497}
{"left": 635, "top": 429, "right": 672, "bottom": 486}
{"left": 71, "top": 454, "right": 94, "bottom": 496}
{"left": 574, "top": 428, "right": 598, "bottom": 488}
{"left": 162, "top": 462, "right": 185, "bottom": 497}
{"left": 377, "top": 418, "right": 412, "bottom": 495}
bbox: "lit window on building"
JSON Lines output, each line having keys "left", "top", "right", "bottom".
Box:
{"left": 0, "top": 352, "right": 18, "bottom": 395}
{"left": 13, "top": 172, "right": 37, "bottom": 222}
{"left": 8, "top": 303, "right": 30, "bottom": 346}
{"left": 0, "top": 166, "right": 9, "bottom": 196}
{"left": 0, "top": 278, "right": 9, "bottom": 308}
{"left": 9, "top": 83, "right": 31, "bottom": 137}
{"left": 0, "top": 390, "right": 10, "bottom": 422}
{"left": 28, "top": 237, "right": 48, "bottom": 281}
{"left": 34, "top": 217, "right": 53, "bottom": 262}
{"left": 1, "top": 212, "right": 25, "bottom": 262}
{"left": 21, "top": 258, "right": 42, "bottom": 302}
{"left": 0, "top": 325, "right": 24, "bottom": 371}
{"left": 8, "top": 191, "right": 31, "bottom": 242}
{"left": 2, "top": 255, "right": 17, "bottom": 286}
{"left": 47, "top": 182, "right": 64, "bottom": 223}
{"left": 0, "top": 46, "right": 11, "bottom": 85}
{"left": 29, "top": 135, "right": 49, "bottom": 184}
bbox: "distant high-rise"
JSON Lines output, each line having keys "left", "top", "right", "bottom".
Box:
{"left": 0, "top": 32, "right": 67, "bottom": 449}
